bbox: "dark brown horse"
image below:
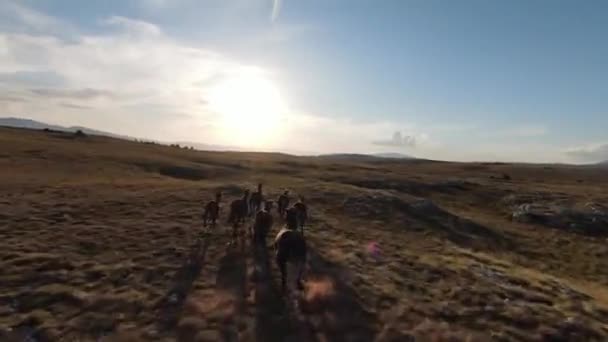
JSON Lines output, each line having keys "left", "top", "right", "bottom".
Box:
{"left": 202, "top": 191, "right": 222, "bottom": 227}
{"left": 228, "top": 189, "right": 250, "bottom": 226}
{"left": 274, "top": 207, "right": 306, "bottom": 291}
{"left": 293, "top": 197, "right": 308, "bottom": 234}
{"left": 249, "top": 183, "right": 264, "bottom": 216}
{"left": 277, "top": 190, "right": 290, "bottom": 218}
{"left": 251, "top": 201, "right": 273, "bottom": 246}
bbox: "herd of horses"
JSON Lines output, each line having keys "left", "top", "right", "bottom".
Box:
{"left": 201, "top": 184, "right": 309, "bottom": 291}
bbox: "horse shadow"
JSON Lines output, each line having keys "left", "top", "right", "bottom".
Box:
{"left": 253, "top": 240, "right": 380, "bottom": 342}
{"left": 214, "top": 245, "right": 248, "bottom": 341}
{"left": 252, "top": 242, "right": 312, "bottom": 342}
{"left": 156, "top": 235, "right": 210, "bottom": 329}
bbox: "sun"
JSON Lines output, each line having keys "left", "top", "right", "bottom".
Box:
{"left": 207, "top": 71, "right": 287, "bottom": 148}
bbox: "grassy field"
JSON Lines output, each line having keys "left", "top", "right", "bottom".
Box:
{"left": 1, "top": 126, "right": 608, "bottom": 341}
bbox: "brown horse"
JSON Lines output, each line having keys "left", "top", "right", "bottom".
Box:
{"left": 249, "top": 183, "right": 264, "bottom": 216}
{"left": 293, "top": 197, "right": 308, "bottom": 234}
{"left": 277, "top": 190, "right": 290, "bottom": 218}
{"left": 228, "top": 189, "right": 250, "bottom": 226}
{"left": 251, "top": 201, "right": 273, "bottom": 246}
{"left": 274, "top": 207, "right": 306, "bottom": 291}
{"left": 202, "top": 192, "right": 222, "bottom": 227}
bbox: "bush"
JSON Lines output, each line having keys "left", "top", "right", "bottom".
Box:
{"left": 74, "top": 130, "right": 87, "bottom": 138}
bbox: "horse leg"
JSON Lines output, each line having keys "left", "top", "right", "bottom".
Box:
{"left": 232, "top": 224, "right": 238, "bottom": 244}
{"left": 296, "top": 260, "right": 305, "bottom": 290}
{"left": 277, "top": 255, "right": 287, "bottom": 291}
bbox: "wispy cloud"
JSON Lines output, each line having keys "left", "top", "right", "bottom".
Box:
{"left": 565, "top": 143, "right": 608, "bottom": 163}
{"left": 103, "top": 16, "right": 162, "bottom": 36}
{"left": 271, "top": 0, "right": 283, "bottom": 22}
{"left": 372, "top": 131, "right": 417, "bottom": 148}
{"left": 0, "top": 95, "right": 26, "bottom": 103}
{"left": 30, "top": 88, "right": 117, "bottom": 100}
{"left": 0, "top": 3, "right": 257, "bottom": 139}
{"left": 0, "top": 0, "right": 353, "bottom": 151}
{"left": 60, "top": 102, "right": 93, "bottom": 110}
{"left": 0, "top": 1, "right": 74, "bottom": 37}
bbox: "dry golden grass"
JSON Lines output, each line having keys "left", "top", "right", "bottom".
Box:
{"left": 1, "top": 126, "right": 608, "bottom": 341}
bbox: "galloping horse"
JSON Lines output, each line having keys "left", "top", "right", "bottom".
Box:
{"left": 249, "top": 183, "right": 264, "bottom": 216}
{"left": 274, "top": 207, "right": 307, "bottom": 291}
{"left": 277, "top": 190, "right": 290, "bottom": 218}
{"left": 228, "top": 189, "right": 250, "bottom": 226}
{"left": 251, "top": 201, "right": 274, "bottom": 246}
{"left": 202, "top": 191, "right": 222, "bottom": 227}
{"left": 293, "top": 197, "right": 308, "bottom": 234}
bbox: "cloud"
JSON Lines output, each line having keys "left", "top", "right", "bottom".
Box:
{"left": 565, "top": 143, "right": 608, "bottom": 163}
{"left": 0, "top": 95, "right": 26, "bottom": 103}
{"left": 60, "top": 102, "right": 93, "bottom": 110}
{"left": 373, "top": 131, "right": 417, "bottom": 148}
{"left": 103, "top": 16, "right": 162, "bottom": 36}
{"left": 271, "top": 0, "right": 283, "bottom": 22}
{"left": 30, "top": 88, "right": 117, "bottom": 100}
{"left": 0, "top": 71, "right": 66, "bottom": 87}
{"left": 0, "top": 3, "right": 266, "bottom": 139}
{"left": 0, "top": 1, "right": 75, "bottom": 38}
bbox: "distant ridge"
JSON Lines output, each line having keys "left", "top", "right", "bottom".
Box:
{"left": 0, "top": 117, "right": 133, "bottom": 140}
{"left": 318, "top": 152, "right": 416, "bottom": 161}
{"left": 0, "top": 117, "right": 288, "bottom": 154}
{"left": 372, "top": 152, "right": 415, "bottom": 159}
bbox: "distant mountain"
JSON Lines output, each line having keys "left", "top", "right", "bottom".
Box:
{"left": 319, "top": 152, "right": 416, "bottom": 161}
{"left": 372, "top": 152, "right": 415, "bottom": 159}
{"left": 318, "top": 153, "right": 380, "bottom": 160}
{"left": 0, "top": 117, "right": 132, "bottom": 140}
{"left": 0, "top": 117, "right": 66, "bottom": 131}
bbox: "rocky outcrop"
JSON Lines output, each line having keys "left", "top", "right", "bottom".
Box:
{"left": 504, "top": 195, "right": 608, "bottom": 235}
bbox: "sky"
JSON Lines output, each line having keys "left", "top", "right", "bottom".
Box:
{"left": 1, "top": 0, "right": 607, "bottom": 163}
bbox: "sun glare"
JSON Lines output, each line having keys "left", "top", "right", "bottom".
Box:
{"left": 207, "top": 72, "right": 287, "bottom": 148}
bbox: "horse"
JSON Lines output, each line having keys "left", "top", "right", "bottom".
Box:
{"left": 293, "top": 197, "right": 308, "bottom": 234}
{"left": 228, "top": 190, "right": 250, "bottom": 226}
{"left": 251, "top": 201, "right": 274, "bottom": 246}
{"left": 202, "top": 191, "right": 222, "bottom": 228}
{"left": 274, "top": 207, "right": 307, "bottom": 291}
{"left": 277, "top": 190, "right": 290, "bottom": 218}
{"left": 249, "top": 183, "right": 264, "bottom": 217}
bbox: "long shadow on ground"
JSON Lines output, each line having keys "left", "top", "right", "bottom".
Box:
{"left": 252, "top": 243, "right": 317, "bottom": 342}
{"left": 156, "top": 234, "right": 210, "bottom": 330}
{"left": 215, "top": 244, "right": 248, "bottom": 341}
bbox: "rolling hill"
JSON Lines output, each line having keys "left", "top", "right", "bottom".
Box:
{"left": 1, "top": 126, "right": 608, "bottom": 341}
